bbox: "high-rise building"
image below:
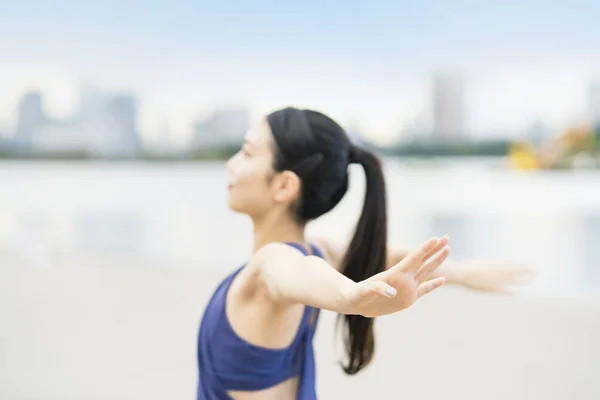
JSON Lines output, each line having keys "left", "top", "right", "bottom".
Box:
{"left": 27, "top": 86, "right": 141, "bottom": 158}
{"left": 194, "top": 107, "right": 250, "bottom": 150}
{"left": 106, "top": 94, "right": 140, "bottom": 156}
{"left": 432, "top": 74, "right": 465, "bottom": 138}
{"left": 15, "top": 91, "right": 46, "bottom": 144}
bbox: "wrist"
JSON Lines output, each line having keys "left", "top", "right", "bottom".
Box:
{"left": 338, "top": 280, "right": 361, "bottom": 315}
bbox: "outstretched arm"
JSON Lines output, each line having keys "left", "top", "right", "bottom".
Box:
{"left": 249, "top": 238, "right": 449, "bottom": 317}
{"left": 312, "top": 236, "right": 533, "bottom": 293}
{"left": 387, "top": 245, "right": 533, "bottom": 293}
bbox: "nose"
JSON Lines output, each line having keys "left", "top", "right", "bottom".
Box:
{"left": 226, "top": 153, "right": 237, "bottom": 176}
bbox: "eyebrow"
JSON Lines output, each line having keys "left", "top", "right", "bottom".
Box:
{"left": 243, "top": 138, "right": 257, "bottom": 147}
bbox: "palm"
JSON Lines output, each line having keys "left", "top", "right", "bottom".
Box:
{"left": 347, "top": 236, "right": 450, "bottom": 318}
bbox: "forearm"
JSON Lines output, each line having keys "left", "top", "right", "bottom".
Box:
{"left": 261, "top": 254, "right": 358, "bottom": 314}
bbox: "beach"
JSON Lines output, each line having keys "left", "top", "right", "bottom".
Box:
{"left": 2, "top": 253, "right": 599, "bottom": 400}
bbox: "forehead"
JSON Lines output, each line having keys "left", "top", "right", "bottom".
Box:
{"left": 244, "top": 118, "right": 273, "bottom": 149}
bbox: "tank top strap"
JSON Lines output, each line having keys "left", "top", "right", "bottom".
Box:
{"left": 285, "top": 242, "right": 324, "bottom": 259}
{"left": 308, "top": 243, "right": 324, "bottom": 259}
{"left": 282, "top": 242, "right": 324, "bottom": 339}
{"left": 284, "top": 242, "right": 310, "bottom": 255}
{"left": 283, "top": 242, "right": 313, "bottom": 327}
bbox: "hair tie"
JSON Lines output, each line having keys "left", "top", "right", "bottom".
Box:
{"left": 349, "top": 146, "right": 362, "bottom": 164}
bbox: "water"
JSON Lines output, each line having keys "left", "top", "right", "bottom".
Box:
{"left": 1, "top": 159, "right": 599, "bottom": 298}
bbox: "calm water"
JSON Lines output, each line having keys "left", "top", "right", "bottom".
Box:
{"left": 1, "top": 159, "right": 600, "bottom": 298}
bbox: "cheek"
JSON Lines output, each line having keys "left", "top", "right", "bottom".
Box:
{"left": 228, "top": 144, "right": 275, "bottom": 184}
{"left": 235, "top": 164, "right": 265, "bottom": 186}
{"left": 228, "top": 161, "right": 273, "bottom": 212}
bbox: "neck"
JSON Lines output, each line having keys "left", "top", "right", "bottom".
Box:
{"left": 252, "top": 210, "right": 306, "bottom": 252}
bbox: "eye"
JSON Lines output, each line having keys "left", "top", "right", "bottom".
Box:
{"left": 241, "top": 147, "right": 251, "bottom": 157}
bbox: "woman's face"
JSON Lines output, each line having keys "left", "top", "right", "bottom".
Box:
{"left": 226, "top": 118, "right": 301, "bottom": 219}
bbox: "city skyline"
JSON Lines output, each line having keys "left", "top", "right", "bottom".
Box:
{"left": 2, "top": 73, "right": 597, "bottom": 145}
{"left": 1, "top": 1, "right": 599, "bottom": 144}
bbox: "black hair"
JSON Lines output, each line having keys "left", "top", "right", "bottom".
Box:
{"left": 266, "top": 107, "right": 388, "bottom": 374}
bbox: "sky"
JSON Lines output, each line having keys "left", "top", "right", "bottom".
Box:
{"left": 1, "top": 0, "right": 599, "bottom": 144}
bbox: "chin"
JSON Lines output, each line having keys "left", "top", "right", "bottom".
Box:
{"left": 228, "top": 200, "right": 266, "bottom": 220}
{"left": 227, "top": 198, "right": 241, "bottom": 213}
{"left": 227, "top": 196, "right": 247, "bottom": 214}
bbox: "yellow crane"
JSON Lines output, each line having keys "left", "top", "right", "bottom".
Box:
{"left": 509, "top": 122, "right": 598, "bottom": 170}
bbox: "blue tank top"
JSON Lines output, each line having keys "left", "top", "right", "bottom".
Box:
{"left": 196, "top": 243, "right": 324, "bottom": 400}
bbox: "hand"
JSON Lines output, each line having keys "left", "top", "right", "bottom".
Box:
{"left": 343, "top": 236, "right": 450, "bottom": 318}
{"left": 451, "top": 260, "right": 534, "bottom": 293}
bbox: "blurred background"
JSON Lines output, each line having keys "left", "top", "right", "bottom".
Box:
{"left": 1, "top": 1, "right": 600, "bottom": 399}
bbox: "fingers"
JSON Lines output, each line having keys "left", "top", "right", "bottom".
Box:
{"left": 422, "top": 235, "right": 449, "bottom": 261}
{"left": 414, "top": 245, "right": 450, "bottom": 283}
{"left": 400, "top": 237, "right": 445, "bottom": 274}
{"left": 417, "top": 277, "right": 446, "bottom": 298}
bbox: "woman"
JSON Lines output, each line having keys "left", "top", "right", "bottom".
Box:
{"left": 197, "top": 107, "right": 531, "bottom": 400}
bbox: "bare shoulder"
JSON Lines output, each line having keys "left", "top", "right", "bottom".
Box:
{"left": 226, "top": 242, "right": 303, "bottom": 311}
{"left": 248, "top": 242, "right": 305, "bottom": 272}
{"left": 238, "top": 242, "right": 307, "bottom": 296}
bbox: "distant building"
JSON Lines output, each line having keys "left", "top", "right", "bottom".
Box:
{"left": 26, "top": 86, "right": 141, "bottom": 158}
{"left": 15, "top": 91, "right": 47, "bottom": 145}
{"left": 104, "top": 94, "right": 140, "bottom": 157}
{"left": 193, "top": 108, "right": 250, "bottom": 150}
{"left": 431, "top": 74, "right": 466, "bottom": 138}
{"left": 30, "top": 122, "right": 88, "bottom": 153}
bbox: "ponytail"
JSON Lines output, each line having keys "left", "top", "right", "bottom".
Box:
{"left": 338, "top": 146, "right": 388, "bottom": 375}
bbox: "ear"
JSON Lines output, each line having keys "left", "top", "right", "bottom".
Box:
{"left": 272, "top": 170, "right": 302, "bottom": 204}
